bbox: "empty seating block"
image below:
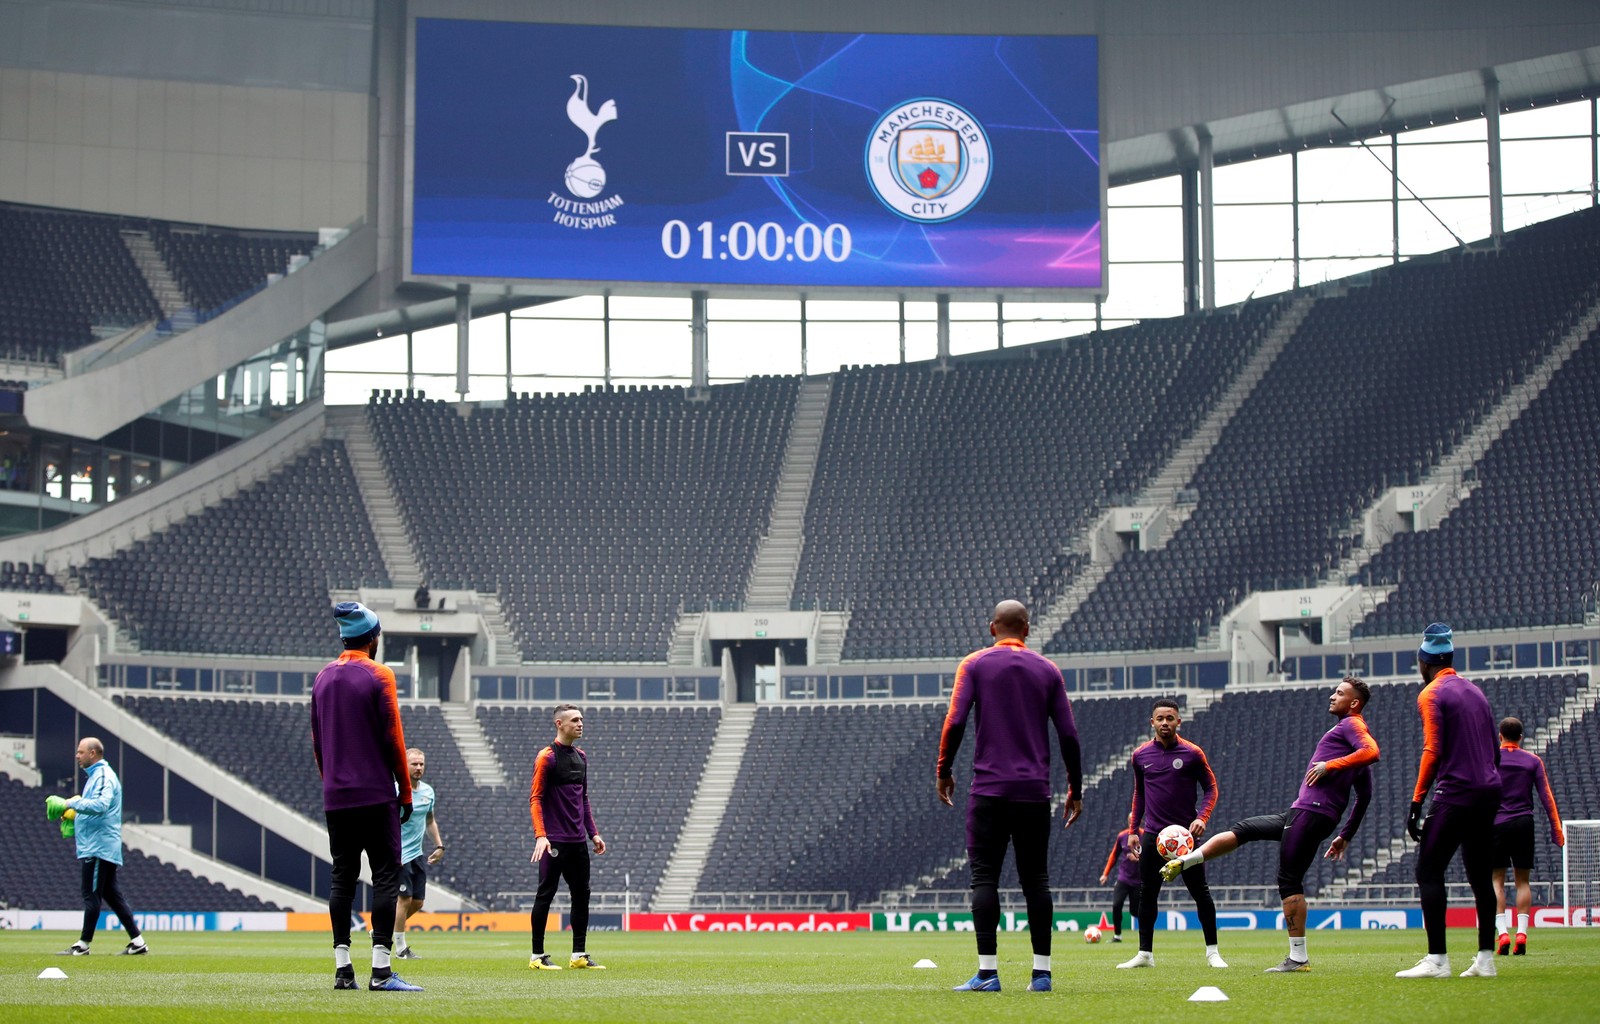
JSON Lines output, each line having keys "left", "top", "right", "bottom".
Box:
{"left": 368, "top": 381, "right": 797, "bottom": 662}
{"left": 74, "top": 441, "right": 388, "bottom": 657}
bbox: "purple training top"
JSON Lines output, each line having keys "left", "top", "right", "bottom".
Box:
{"left": 1129, "top": 736, "right": 1217, "bottom": 833}
{"left": 1291, "top": 713, "right": 1379, "bottom": 840}
{"left": 1411, "top": 669, "right": 1500, "bottom": 807}
{"left": 310, "top": 650, "right": 412, "bottom": 812}
{"left": 1102, "top": 828, "right": 1142, "bottom": 885}
{"left": 937, "top": 638, "right": 1082, "bottom": 803}
{"left": 1495, "top": 743, "right": 1564, "bottom": 843}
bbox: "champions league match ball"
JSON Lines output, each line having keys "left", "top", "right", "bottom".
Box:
{"left": 1084, "top": 925, "right": 1102, "bottom": 944}
{"left": 1155, "top": 824, "right": 1195, "bottom": 861}
{"left": 565, "top": 158, "right": 606, "bottom": 199}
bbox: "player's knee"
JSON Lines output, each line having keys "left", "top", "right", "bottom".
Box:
{"left": 1277, "top": 877, "right": 1305, "bottom": 901}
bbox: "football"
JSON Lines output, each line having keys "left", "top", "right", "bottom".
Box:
{"left": 1084, "top": 925, "right": 1102, "bottom": 944}
{"left": 1155, "top": 824, "right": 1195, "bottom": 860}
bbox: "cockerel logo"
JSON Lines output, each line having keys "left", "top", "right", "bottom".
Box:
{"left": 564, "top": 74, "right": 618, "bottom": 199}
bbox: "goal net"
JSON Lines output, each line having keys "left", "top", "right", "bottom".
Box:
{"left": 1563, "top": 820, "right": 1600, "bottom": 926}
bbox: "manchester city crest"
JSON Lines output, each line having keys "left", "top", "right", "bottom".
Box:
{"left": 866, "top": 98, "right": 991, "bottom": 223}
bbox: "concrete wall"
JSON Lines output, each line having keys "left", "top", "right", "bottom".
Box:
{"left": 0, "top": 68, "right": 370, "bottom": 230}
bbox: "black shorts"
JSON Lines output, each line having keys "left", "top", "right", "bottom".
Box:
{"left": 398, "top": 858, "right": 428, "bottom": 900}
{"left": 1227, "top": 807, "right": 1338, "bottom": 899}
{"left": 1492, "top": 816, "right": 1535, "bottom": 871}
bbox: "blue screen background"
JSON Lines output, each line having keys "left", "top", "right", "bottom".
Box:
{"left": 412, "top": 20, "right": 1100, "bottom": 291}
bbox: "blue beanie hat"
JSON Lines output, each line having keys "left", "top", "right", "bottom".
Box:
{"left": 334, "top": 601, "right": 380, "bottom": 639}
{"left": 1419, "top": 622, "right": 1453, "bottom": 664}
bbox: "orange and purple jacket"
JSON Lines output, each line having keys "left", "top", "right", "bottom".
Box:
{"left": 1102, "top": 827, "right": 1142, "bottom": 886}
{"left": 529, "top": 741, "right": 597, "bottom": 844}
{"left": 1292, "top": 712, "right": 1379, "bottom": 840}
{"left": 1130, "top": 735, "right": 1217, "bottom": 833}
{"left": 936, "top": 637, "right": 1082, "bottom": 803}
{"left": 310, "top": 649, "right": 412, "bottom": 812}
{"left": 1495, "top": 741, "right": 1563, "bottom": 844}
{"left": 1411, "top": 668, "right": 1500, "bottom": 807}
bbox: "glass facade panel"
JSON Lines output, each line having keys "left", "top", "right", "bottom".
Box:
{"left": 1501, "top": 102, "right": 1592, "bottom": 139}
{"left": 1213, "top": 154, "right": 1292, "bottom": 204}
{"left": 807, "top": 321, "right": 901, "bottom": 372}
{"left": 1106, "top": 206, "right": 1183, "bottom": 261}
{"left": 510, "top": 318, "right": 605, "bottom": 377}
{"left": 1214, "top": 260, "right": 1295, "bottom": 307}
{"left": 1101, "top": 263, "right": 1183, "bottom": 320}
{"left": 1212, "top": 204, "right": 1294, "bottom": 260}
{"left": 1299, "top": 200, "right": 1394, "bottom": 258}
{"left": 708, "top": 321, "right": 803, "bottom": 378}
{"left": 608, "top": 320, "right": 692, "bottom": 378}
{"left": 1396, "top": 141, "right": 1487, "bottom": 199}
{"left": 1109, "top": 176, "right": 1180, "bottom": 206}
{"left": 1398, "top": 198, "right": 1491, "bottom": 255}
{"left": 409, "top": 324, "right": 456, "bottom": 375}
{"left": 1298, "top": 143, "right": 1394, "bottom": 202}
{"left": 1501, "top": 137, "right": 1594, "bottom": 196}
{"left": 948, "top": 319, "right": 998, "bottom": 356}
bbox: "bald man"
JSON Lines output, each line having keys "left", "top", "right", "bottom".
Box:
{"left": 937, "top": 600, "right": 1083, "bottom": 993}
{"left": 56, "top": 737, "right": 147, "bottom": 956}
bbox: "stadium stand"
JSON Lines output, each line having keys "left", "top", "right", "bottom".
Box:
{"left": 0, "top": 204, "right": 161, "bottom": 363}
{"left": 73, "top": 441, "right": 388, "bottom": 657}
{"left": 110, "top": 693, "right": 720, "bottom": 909}
{"left": 794, "top": 303, "right": 1281, "bottom": 661}
{"left": 368, "top": 380, "right": 797, "bottom": 662}
{"left": 0, "top": 560, "right": 64, "bottom": 593}
{"left": 1354, "top": 322, "right": 1600, "bottom": 634}
{"left": 0, "top": 774, "right": 282, "bottom": 912}
{"left": 149, "top": 223, "right": 318, "bottom": 313}
{"left": 1053, "top": 209, "right": 1600, "bottom": 654}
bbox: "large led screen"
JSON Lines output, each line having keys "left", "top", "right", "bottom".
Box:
{"left": 411, "top": 20, "right": 1101, "bottom": 295}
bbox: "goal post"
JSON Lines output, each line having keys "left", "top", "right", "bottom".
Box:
{"left": 1563, "top": 820, "right": 1600, "bottom": 926}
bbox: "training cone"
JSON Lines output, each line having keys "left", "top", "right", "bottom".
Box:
{"left": 912, "top": 958, "right": 937, "bottom": 969}
{"left": 1188, "top": 986, "right": 1228, "bottom": 1002}
{"left": 37, "top": 967, "right": 67, "bottom": 979}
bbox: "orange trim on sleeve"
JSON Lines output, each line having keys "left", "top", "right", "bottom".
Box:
{"left": 373, "top": 661, "right": 412, "bottom": 806}
{"left": 1186, "top": 739, "right": 1218, "bottom": 822}
{"left": 936, "top": 648, "right": 986, "bottom": 776}
{"left": 1103, "top": 837, "right": 1121, "bottom": 878}
{"left": 1412, "top": 682, "right": 1443, "bottom": 804}
{"left": 1325, "top": 714, "right": 1381, "bottom": 771}
{"left": 529, "top": 747, "right": 553, "bottom": 838}
{"left": 1536, "top": 754, "right": 1564, "bottom": 845}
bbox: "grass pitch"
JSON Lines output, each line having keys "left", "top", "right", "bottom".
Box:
{"left": 3, "top": 927, "right": 1598, "bottom": 1022}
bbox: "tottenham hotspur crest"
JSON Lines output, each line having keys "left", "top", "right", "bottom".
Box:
{"left": 549, "top": 73, "right": 625, "bottom": 230}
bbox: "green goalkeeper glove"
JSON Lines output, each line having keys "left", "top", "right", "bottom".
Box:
{"left": 45, "top": 795, "right": 68, "bottom": 821}
{"left": 60, "top": 817, "right": 75, "bottom": 839}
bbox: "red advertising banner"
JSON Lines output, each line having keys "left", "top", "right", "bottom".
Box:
{"left": 1445, "top": 906, "right": 1600, "bottom": 928}
{"left": 629, "top": 912, "right": 868, "bottom": 932}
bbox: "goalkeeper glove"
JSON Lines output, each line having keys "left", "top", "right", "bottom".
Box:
{"left": 45, "top": 795, "right": 68, "bottom": 821}
{"left": 60, "top": 816, "right": 75, "bottom": 839}
{"left": 399, "top": 801, "right": 413, "bottom": 824}
{"left": 1406, "top": 801, "right": 1425, "bottom": 842}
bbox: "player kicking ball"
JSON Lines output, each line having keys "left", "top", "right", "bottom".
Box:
{"left": 1161, "top": 678, "right": 1378, "bottom": 973}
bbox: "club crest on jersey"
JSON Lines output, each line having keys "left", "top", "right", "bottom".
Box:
{"left": 1172, "top": 757, "right": 1184, "bottom": 769}
{"left": 865, "top": 98, "right": 991, "bottom": 224}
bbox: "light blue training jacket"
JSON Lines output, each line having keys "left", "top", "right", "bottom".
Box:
{"left": 70, "top": 759, "right": 124, "bottom": 865}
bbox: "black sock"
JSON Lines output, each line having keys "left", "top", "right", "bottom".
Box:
{"left": 1032, "top": 968, "right": 1050, "bottom": 979}
{"left": 977, "top": 968, "right": 997, "bottom": 979}
{"left": 371, "top": 967, "right": 391, "bottom": 980}
{"left": 335, "top": 966, "right": 354, "bottom": 977}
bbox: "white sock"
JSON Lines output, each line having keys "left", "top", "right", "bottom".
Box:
{"left": 1477, "top": 949, "right": 1495, "bottom": 961}
{"left": 572, "top": 950, "right": 586, "bottom": 958}
{"left": 1495, "top": 912, "right": 1510, "bottom": 935}
{"left": 1182, "top": 851, "right": 1204, "bottom": 870}
{"left": 129, "top": 935, "right": 146, "bottom": 948}
{"left": 1509, "top": 910, "right": 1521, "bottom": 934}
{"left": 1033, "top": 954, "right": 1051, "bottom": 971}
{"left": 373, "top": 944, "right": 391, "bottom": 969}
{"left": 394, "top": 932, "right": 408, "bottom": 952}
{"left": 1289, "top": 936, "right": 1307, "bottom": 962}
{"left": 1205, "top": 944, "right": 1219, "bottom": 957}
{"left": 334, "top": 944, "right": 352, "bottom": 969}
{"left": 977, "top": 954, "right": 999, "bottom": 971}
{"left": 1426, "top": 953, "right": 1448, "bottom": 967}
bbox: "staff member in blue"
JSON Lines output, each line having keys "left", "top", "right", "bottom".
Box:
{"left": 51, "top": 737, "right": 148, "bottom": 955}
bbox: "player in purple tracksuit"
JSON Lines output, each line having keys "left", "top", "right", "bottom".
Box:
{"left": 1491, "top": 717, "right": 1564, "bottom": 955}
{"left": 527, "top": 703, "right": 607, "bottom": 971}
{"left": 1099, "top": 814, "right": 1143, "bottom": 942}
{"left": 1397, "top": 623, "right": 1502, "bottom": 979}
{"left": 937, "top": 600, "right": 1083, "bottom": 994}
{"left": 1116, "top": 697, "right": 1223, "bottom": 970}
{"left": 1162, "top": 677, "right": 1379, "bottom": 972}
